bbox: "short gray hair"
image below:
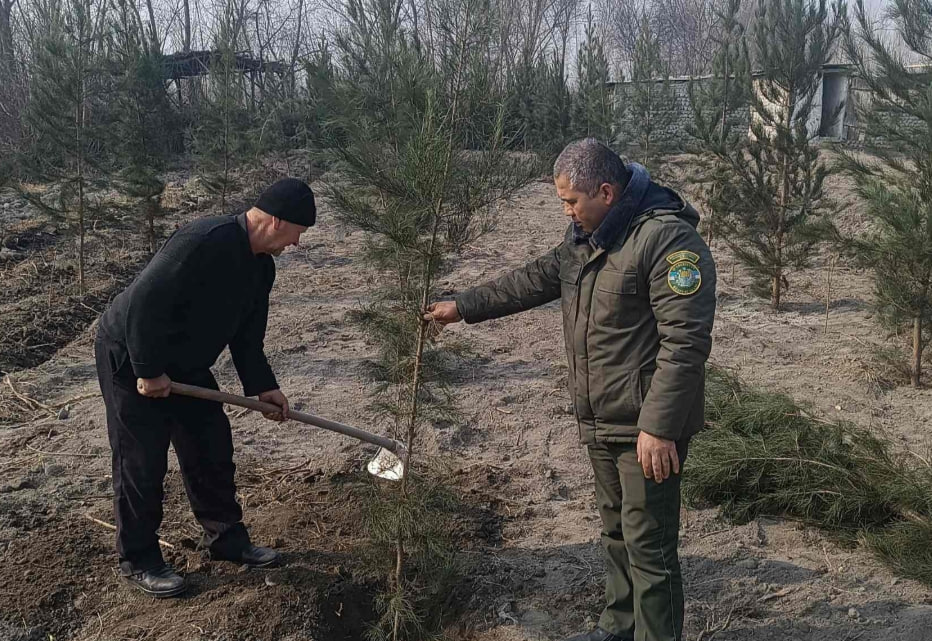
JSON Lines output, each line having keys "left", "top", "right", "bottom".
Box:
{"left": 553, "top": 138, "right": 628, "bottom": 195}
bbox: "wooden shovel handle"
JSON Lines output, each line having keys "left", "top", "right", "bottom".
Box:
{"left": 170, "top": 382, "right": 404, "bottom": 456}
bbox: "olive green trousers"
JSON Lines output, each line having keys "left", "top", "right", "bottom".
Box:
{"left": 588, "top": 440, "right": 689, "bottom": 641}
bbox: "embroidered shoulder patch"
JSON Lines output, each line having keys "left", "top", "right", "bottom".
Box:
{"left": 665, "top": 250, "right": 700, "bottom": 265}
{"left": 667, "top": 254, "right": 702, "bottom": 296}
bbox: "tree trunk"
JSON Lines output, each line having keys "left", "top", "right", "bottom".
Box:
{"left": 0, "top": 0, "right": 14, "bottom": 78}
{"left": 772, "top": 230, "right": 785, "bottom": 310}
{"left": 76, "top": 50, "right": 87, "bottom": 296}
{"left": 77, "top": 173, "right": 86, "bottom": 296}
{"left": 289, "top": 0, "right": 304, "bottom": 96}
{"left": 644, "top": 82, "right": 652, "bottom": 164}
{"left": 824, "top": 254, "right": 835, "bottom": 334}
{"left": 144, "top": 0, "right": 159, "bottom": 51}
{"left": 773, "top": 88, "right": 793, "bottom": 312}
{"left": 771, "top": 271, "right": 781, "bottom": 310}
{"left": 391, "top": 10, "right": 470, "bottom": 636}
{"left": 147, "top": 199, "right": 156, "bottom": 255}
{"left": 182, "top": 0, "right": 191, "bottom": 52}
{"left": 912, "top": 316, "right": 922, "bottom": 388}
{"left": 221, "top": 69, "right": 231, "bottom": 211}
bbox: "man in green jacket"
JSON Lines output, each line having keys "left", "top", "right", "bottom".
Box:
{"left": 426, "top": 139, "right": 716, "bottom": 641}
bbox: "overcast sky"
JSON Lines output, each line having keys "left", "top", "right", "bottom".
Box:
{"left": 133, "top": 0, "right": 912, "bottom": 70}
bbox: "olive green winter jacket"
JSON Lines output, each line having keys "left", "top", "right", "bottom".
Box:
{"left": 455, "top": 176, "right": 716, "bottom": 444}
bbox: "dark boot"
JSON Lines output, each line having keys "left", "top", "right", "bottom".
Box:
{"left": 211, "top": 543, "right": 281, "bottom": 568}
{"left": 563, "top": 628, "right": 631, "bottom": 641}
{"left": 122, "top": 564, "right": 186, "bottom": 598}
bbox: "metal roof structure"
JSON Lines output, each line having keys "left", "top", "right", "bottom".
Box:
{"left": 161, "top": 50, "right": 284, "bottom": 80}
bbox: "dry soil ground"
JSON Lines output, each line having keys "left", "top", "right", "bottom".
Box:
{"left": 2, "top": 166, "right": 932, "bottom": 641}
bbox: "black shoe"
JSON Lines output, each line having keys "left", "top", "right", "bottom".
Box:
{"left": 211, "top": 544, "right": 281, "bottom": 568}
{"left": 122, "top": 564, "right": 186, "bottom": 598}
{"left": 563, "top": 628, "right": 630, "bottom": 641}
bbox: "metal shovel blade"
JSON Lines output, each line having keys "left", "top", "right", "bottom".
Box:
{"left": 367, "top": 447, "right": 406, "bottom": 481}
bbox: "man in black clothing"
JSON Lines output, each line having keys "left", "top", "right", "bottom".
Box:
{"left": 95, "top": 178, "right": 316, "bottom": 597}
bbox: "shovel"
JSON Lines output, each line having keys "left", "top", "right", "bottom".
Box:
{"left": 170, "top": 382, "right": 406, "bottom": 481}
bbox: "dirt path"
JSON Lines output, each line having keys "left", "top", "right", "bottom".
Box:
{"left": 2, "top": 175, "right": 931, "bottom": 640}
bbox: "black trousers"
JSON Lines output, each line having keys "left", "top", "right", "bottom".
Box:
{"left": 95, "top": 336, "right": 250, "bottom": 574}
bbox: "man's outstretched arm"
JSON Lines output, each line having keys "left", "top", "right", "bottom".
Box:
{"left": 429, "top": 246, "right": 564, "bottom": 326}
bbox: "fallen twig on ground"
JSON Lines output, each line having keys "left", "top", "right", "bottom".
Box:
{"left": 52, "top": 390, "right": 100, "bottom": 408}
{"left": 758, "top": 586, "right": 795, "bottom": 602}
{"left": 695, "top": 600, "right": 737, "bottom": 641}
{"left": 5, "top": 375, "right": 54, "bottom": 413}
{"left": 26, "top": 442, "right": 99, "bottom": 458}
{"left": 84, "top": 514, "right": 175, "bottom": 549}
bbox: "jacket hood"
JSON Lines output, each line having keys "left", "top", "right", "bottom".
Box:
{"left": 635, "top": 182, "right": 699, "bottom": 229}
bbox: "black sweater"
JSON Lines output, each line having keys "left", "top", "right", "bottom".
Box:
{"left": 99, "top": 213, "right": 278, "bottom": 397}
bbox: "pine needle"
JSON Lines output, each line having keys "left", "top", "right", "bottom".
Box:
{"left": 687, "top": 367, "right": 932, "bottom": 583}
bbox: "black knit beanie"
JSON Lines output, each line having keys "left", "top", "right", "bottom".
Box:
{"left": 254, "top": 178, "right": 316, "bottom": 227}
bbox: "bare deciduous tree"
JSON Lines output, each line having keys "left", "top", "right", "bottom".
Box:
{"left": 598, "top": 0, "right": 733, "bottom": 77}
{"left": 0, "top": 0, "right": 16, "bottom": 73}
{"left": 596, "top": 0, "right": 649, "bottom": 74}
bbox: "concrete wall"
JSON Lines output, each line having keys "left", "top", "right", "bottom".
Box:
{"left": 842, "top": 75, "right": 926, "bottom": 147}
{"left": 612, "top": 78, "right": 751, "bottom": 150}
{"left": 611, "top": 67, "right": 864, "bottom": 149}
